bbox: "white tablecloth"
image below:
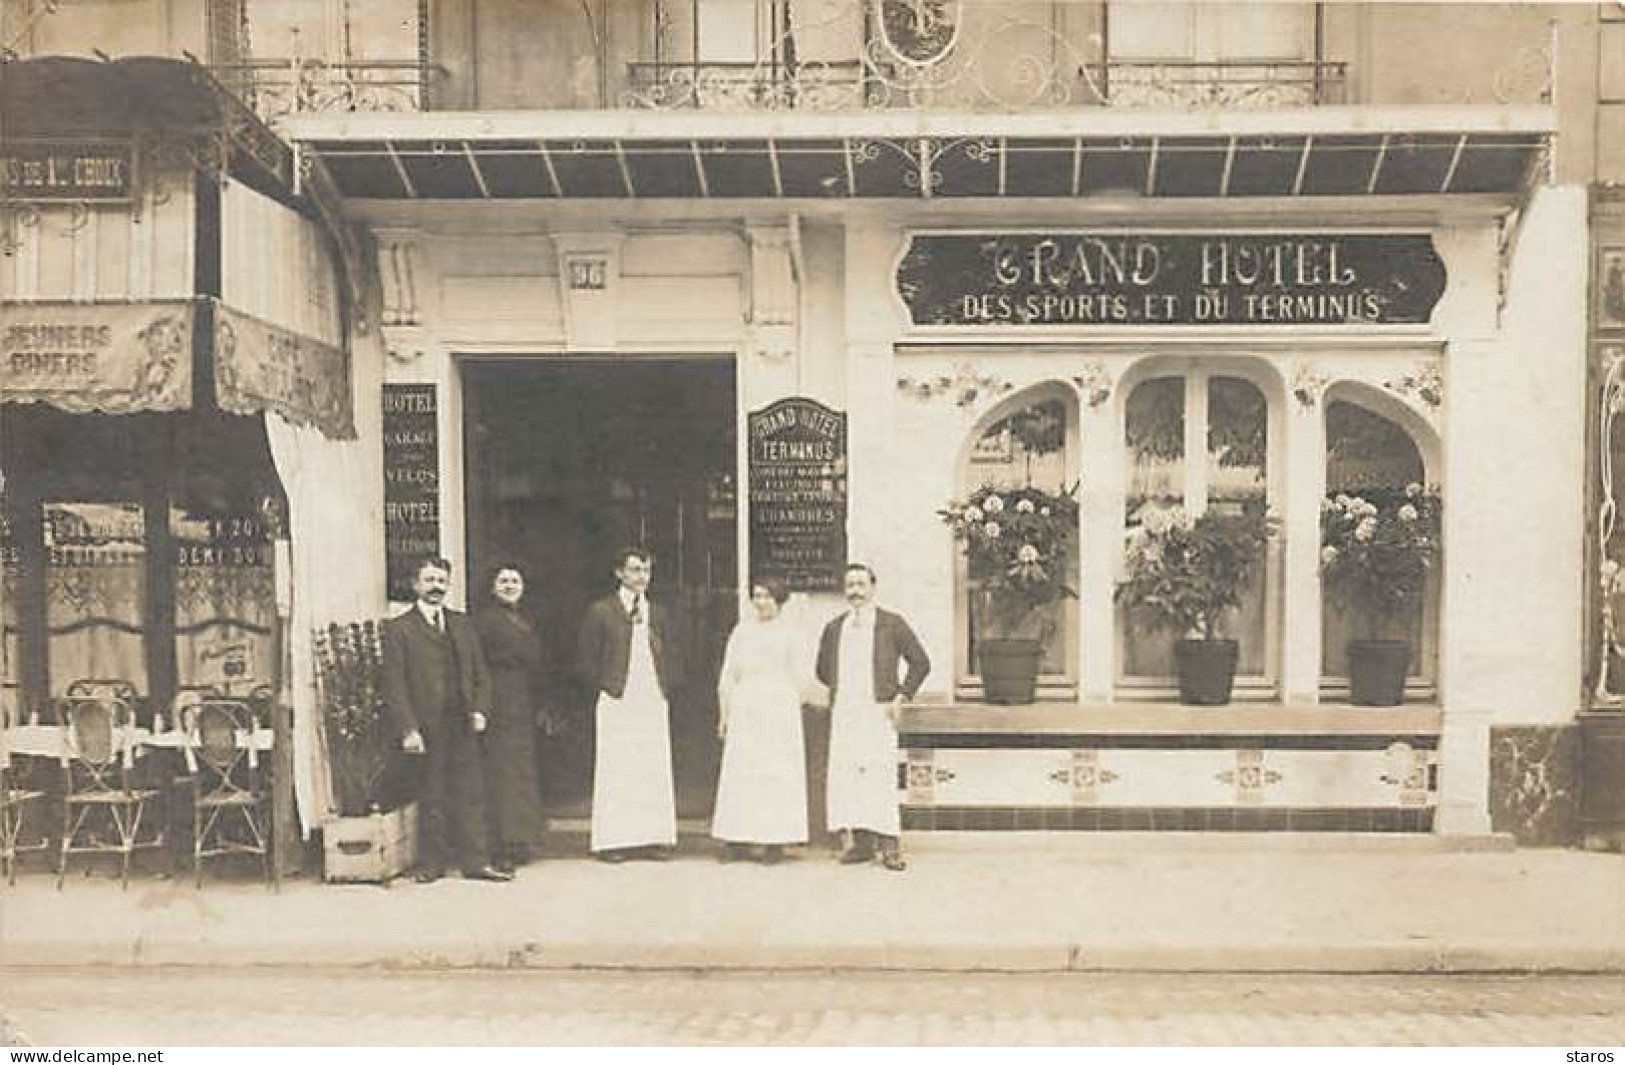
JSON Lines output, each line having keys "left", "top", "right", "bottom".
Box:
{"left": 1, "top": 724, "right": 274, "bottom": 760}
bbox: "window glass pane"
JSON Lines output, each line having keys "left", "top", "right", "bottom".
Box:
{"left": 964, "top": 399, "right": 1075, "bottom": 678}
{"left": 44, "top": 502, "right": 148, "bottom": 699}
{"left": 699, "top": 0, "right": 760, "bottom": 61}
{"left": 1109, "top": 1, "right": 1194, "bottom": 59}
{"left": 172, "top": 509, "right": 276, "bottom": 697}
{"left": 1321, "top": 400, "right": 1432, "bottom": 680}
{"left": 1214, "top": 2, "right": 1312, "bottom": 61}
{"left": 1607, "top": 385, "right": 1625, "bottom": 696}
{"left": 246, "top": 0, "right": 327, "bottom": 56}
{"left": 1122, "top": 376, "right": 1185, "bottom": 677}
{"left": 1207, "top": 376, "right": 1268, "bottom": 676}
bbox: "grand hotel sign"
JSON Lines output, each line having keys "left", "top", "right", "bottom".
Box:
{"left": 895, "top": 233, "right": 1447, "bottom": 327}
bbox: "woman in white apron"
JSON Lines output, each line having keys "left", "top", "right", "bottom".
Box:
{"left": 712, "top": 578, "right": 809, "bottom": 862}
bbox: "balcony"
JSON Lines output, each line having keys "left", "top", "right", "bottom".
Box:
{"left": 210, "top": 58, "right": 445, "bottom": 123}
{"left": 621, "top": 57, "right": 1348, "bottom": 112}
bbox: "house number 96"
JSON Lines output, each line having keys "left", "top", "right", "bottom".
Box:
{"left": 569, "top": 259, "right": 607, "bottom": 290}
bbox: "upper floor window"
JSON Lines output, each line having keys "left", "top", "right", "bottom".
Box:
{"left": 694, "top": 0, "right": 768, "bottom": 62}
{"left": 1104, "top": 1, "right": 1337, "bottom": 107}
{"left": 1109, "top": 1, "right": 1314, "bottom": 62}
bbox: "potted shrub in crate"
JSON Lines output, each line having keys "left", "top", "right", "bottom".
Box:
{"left": 1116, "top": 503, "right": 1277, "bottom": 705}
{"left": 939, "top": 482, "right": 1079, "bottom": 704}
{"left": 313, "top": 621, "right": 417, "bottom": 882}
{"left": 1320, "top": 484, "right": 1442, "bottom": 705}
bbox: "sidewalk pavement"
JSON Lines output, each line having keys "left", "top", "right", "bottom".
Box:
{"left": 2, "top": 833, "right": 1623, "bottom": 973}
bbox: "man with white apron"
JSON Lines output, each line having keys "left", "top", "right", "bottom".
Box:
{"left": 816, "top": 562, "right": 931, "bottom": 871}
{"left": 576, "top": 548, "right": 678, "bottom": 861}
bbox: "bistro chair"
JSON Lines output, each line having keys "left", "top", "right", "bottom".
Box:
{"left": 65, "top": 678, "right": 141, "bottom": 704}
{"left": 0, "top": 763, "right": 47, "bottom": 886}
{"left": 56, "top": 693, "right": 164, "bottom": 889}
{"left": 2, "top": 694, "right": 50, "bottom": 885}
{"left": 185, "top": 698, "right": 271, "bottom": 887}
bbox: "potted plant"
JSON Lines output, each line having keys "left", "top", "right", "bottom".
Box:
{"left": 313, "top": 621, "right": 417, "bottom": 881}
{"left": 940, "top": 483, "right": 1079, "bottom": 703}
{"left": 1116, "top": 503, "right": 1277, "bottom": 705}
{"left": 1320, "top": 484, "right": 1442, "bottom": 706}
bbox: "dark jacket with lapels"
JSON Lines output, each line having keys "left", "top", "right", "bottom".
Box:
{"left": 576, "top": 592, "right": 676, "bottom": 700}
{"left": 816, "top": 607, "right": 931, "bottom": 704}
{"left": 381, "top": 604, "right": 491, "bottom": 739}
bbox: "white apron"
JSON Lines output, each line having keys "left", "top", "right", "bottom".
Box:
{"left": 711, "top": 619, "right": 808, "bottom": 844}
{"left": 825, "top": 614, "right": 901, "bottom": 836}
{"left": 591, "top": 615, "right": 677, "bottom": 852}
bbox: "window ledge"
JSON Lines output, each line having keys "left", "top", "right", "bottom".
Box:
{"left": 899, "top": 702, "right": 1443, "bottom": 737}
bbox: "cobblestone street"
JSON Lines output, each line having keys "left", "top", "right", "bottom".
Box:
{"left": 3, "top": 969, "right": 1624, "bottom": 1046}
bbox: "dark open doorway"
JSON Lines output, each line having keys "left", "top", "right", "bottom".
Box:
{"left": 463, "top": 359, "right": 738, "bottom": 821}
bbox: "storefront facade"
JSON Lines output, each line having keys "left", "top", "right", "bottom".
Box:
{"left": 279, "top": 96, "right": 1578, "bottom": 837}
{"left": 7, "top": 1, "right": 1604, "bottom": 846}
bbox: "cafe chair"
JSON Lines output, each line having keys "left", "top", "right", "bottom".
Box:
{"left": 56, "top": 693, "right": 164, "bottom": 890}
{"left": 186, "top": 698, "right": 271, "bottom": 888}
{"left": 64, "top": 678, "right": 140, "bottom": 705}
{"left": 0, "top": 763, "right": 47, "bottom": 886}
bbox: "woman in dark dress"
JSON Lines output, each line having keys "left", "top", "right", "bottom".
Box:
{"left": 474, "top": 564, "right": 551, "bottom": 872}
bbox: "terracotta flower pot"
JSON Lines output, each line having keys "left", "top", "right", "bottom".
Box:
{"left": 1347, "top": 639, "right": 1411, "bottom": 706}
{"left": 978, "top": 638, "right": 1044, "bottom": 705}
{"left": 1174, "top": 639, "right": 1239, "bottom": 706}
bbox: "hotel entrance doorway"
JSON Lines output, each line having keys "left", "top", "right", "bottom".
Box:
{"left": 463, "top": 359, "right": 738, "bottom": 821}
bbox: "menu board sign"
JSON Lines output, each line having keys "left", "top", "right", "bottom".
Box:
{"left": 748, "top": 397, "right": 847, "bottom": 593}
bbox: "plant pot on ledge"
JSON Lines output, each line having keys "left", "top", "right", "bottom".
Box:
{"left": 978, "top": 638, "right": 1044, "bottom": 705}
{"left": 1116, "top": 503, "right": 1278, "bottom": 709}
{"left": 1174, "top": 639, "right": 1239, "bottom": 706}
{"left": 1347, "top": 639, "right": 1411, "bottom": 706}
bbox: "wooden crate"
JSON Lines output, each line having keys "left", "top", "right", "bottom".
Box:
{"left": 321, "top": 803, "right": 419, "bottom": 883}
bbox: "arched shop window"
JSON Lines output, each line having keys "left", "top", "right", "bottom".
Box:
{"left": 955, "top": 387, "right": 1079, "bottom": 697}
{"left": 1322, "top": 396, "right": 1440, "bottom": 695}
{"left": 1119, "top": 370, "right": 1278, "bottom": 697}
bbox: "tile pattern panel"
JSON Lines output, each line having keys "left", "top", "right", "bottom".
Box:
{"left": 898, "top": 744, "right": 1440, "bottom": 811}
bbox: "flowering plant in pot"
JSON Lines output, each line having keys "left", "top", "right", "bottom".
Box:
{"left": 313, "top": 620, "right": 393, "bottom": 817}
{"left": 1115, "top": 502, "right": 1278, "bottom": 705}
{"left": 938, "top": 482, "right": 1079, "bottom": 704}
{"left": 1319, "top": 484, "right": 1442, "bottom": 705}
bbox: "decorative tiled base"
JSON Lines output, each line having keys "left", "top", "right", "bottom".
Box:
{"left": 1490, "top": 724, "right": 1580, "bottom": 847}
{"left": 894, "top": 704, "right": 1441, "bottom": 833}
{"left": 902, "top": 805, "right": 1435, "bottom": 832}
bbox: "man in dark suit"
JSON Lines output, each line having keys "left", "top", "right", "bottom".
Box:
{"left": 381, "top": 556, "right": 511, "bottom": 883}
{"left": 576, "top": 547, "right": 679, "bottom": 861}
{"left": 816, "top": 562, "right": 930, "bottom": 871}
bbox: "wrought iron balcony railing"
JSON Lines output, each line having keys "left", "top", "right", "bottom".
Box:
{"left": 210, "top": 58, "right": 446, "bottom": 122}
{"left": 1093, "top": 60, "right": 1349, "bottom": 109}
{"left": 625, "top": 59, "right": 868, "bottom": 111}
{"left": 624, "top": 56, "right": 1350, "bottom": 112}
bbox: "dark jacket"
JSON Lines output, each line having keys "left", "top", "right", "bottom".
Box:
{"left": 576, "top": 593, "right": 676, "bottom": 700}
{"left": 381, "top": 605, "right": 491, "bottom": 739}
{"left": 816, "top": 607, "right": 931, "bottom": 704}
{"left": 474, "top": 603, "right": 548, "bottom": 724}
